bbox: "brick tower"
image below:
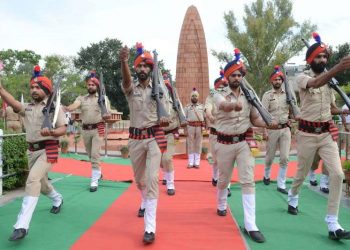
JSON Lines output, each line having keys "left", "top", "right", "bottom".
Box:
{"left": 175, "top": 5, "right": 209, "bottom": 106}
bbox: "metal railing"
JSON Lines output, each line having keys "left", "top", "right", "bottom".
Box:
{"left": 0, "top": 129, "right": 27, "bottom": 196}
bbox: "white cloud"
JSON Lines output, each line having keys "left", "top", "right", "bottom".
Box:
{"left": 0, "top": 0, "right": 349, "bottom": 87}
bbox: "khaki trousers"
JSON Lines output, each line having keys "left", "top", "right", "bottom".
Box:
{"left": 215, "top": 141, "right": 255, "bottom": 194}
{"left": 26, "top": 149, "right": 54, "bottom": 196}
{"left": 161, "top": 133, "right": 175, "bottom": 173}
{"left": 291, "top": 131, "right": 344, "bottom": 216}
{"left": 82, "top": 129, "right": 103, "bottom": 171}
{"left": 310, "top": 154, "right": 329, "bottom": 175}
{"left": 209, "top": 133, "right": 218, "bottom": 166}
{"left": 187, "top": 126, "right": 202, "bottom": 154}
{"left": 128, "top": 138, "right": 162, "bottom": 199}
{"left": 265, "top": 127, "right": 291, "bottom": 169}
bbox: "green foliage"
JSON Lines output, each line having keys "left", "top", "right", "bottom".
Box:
{"left": 214, "top": 0, "right": 316, "bottom": 96}
{"left": 120, "top": 145, "right": 129, "bottom": 154}
{"left": 2, "top": 135, "right": 28, "bottom": 190}
{"left": 328, "top": 43, "right": 350, "bottom": 86}
{"left": 0, "top": 49, "right": 41, "bottom": 76}
{"left": 342, "top": 160, "right": 350, "bottom": 171}
{"left": 60, "top": 137, "right": 69, "bottom": 149}
{"left": 43, "top": 55, "right": 86, "bottom": 105}
{"left": 201, "top": 147, "right": 208, "bottom": 154}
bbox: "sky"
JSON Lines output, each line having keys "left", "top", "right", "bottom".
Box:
{"left": 0, "top": 0, "right": 349, "bottom": 86}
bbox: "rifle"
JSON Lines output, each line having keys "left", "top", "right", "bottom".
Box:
{"left": 166, "top": 76, "right": 187, "bottom": 126}
{"left": 42, "top": 75, "right": 63, "bottom": 129}
{"left": 281, "top": 65, "right": 300, "bottom": 118}
{"left": 97, "top": 71, "right": 108, "bottom": 116}
{"left": 240, "top": 78, "right": 273, "bottom": 126}
{"left": 301, "top": 38, "right": 350, "bottom": 110}
{"left": 152, "top": 51, "right": 169, "bottom": 123}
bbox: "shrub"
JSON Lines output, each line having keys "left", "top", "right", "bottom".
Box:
{"left": 120, "top": 146, "right": 129, "bottom": 154}
{"left": 201, "top": 147, "right": 208, "bottom": 154}
{"left": 2, "top": 135, "right": 28, "bottom": 190}
{"left": 343, "top": 160, "right": 350, "bottom": 171}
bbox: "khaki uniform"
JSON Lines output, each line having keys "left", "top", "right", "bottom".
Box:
{"left": 289, "top": 69, "right": 344, "bottom": 217}
{"left": 123, "top": 79, "right": 164, "bottom": 198}
{"left": 214, "top": 86, "right": 260, "bottom": 232}
{"left": 5, "top": 106, "right": 22, "bottom": 133}
{"left": 205, "top": 89, "right": 221, "bottom": 181}
{"left": 262, "top": 88, "right": 292, "bottom": 189}
{"left": 161, "top": 97, "right": 180, "bottom": 190}
{"left": 13, "top": 99, "right": 66, "bottom": 230}
{"left": 184, "top": 103, "right": 205, "bottom": 166}
{"left": 123, "top": 79, "right": 166, "bottom": 234}
{"left": 73, "top": 93, "right": 110, "bottom": 187}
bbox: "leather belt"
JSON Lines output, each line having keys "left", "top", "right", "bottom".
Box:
{"left": 217, "top": 132, "right": 246, "bottom": 144}
{"left": 82, "top": 123, "right": 98, "bottom": 130}
{"left": 298, "top": 119, "right": 329, "bottom": 134}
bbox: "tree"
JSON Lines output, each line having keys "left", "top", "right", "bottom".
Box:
{"left": 213, "top": 0, "right": 316, "bottom": 96}
{"left": 328, "top": 43, "right": 350, "bottom": 85}
{"left": 43, "top": 55, "right": 86, "bottom": 105}
{"left": 74, "top": 38, "right": 136, "bottom": 119}
{"left": 0, "top": 49, "right": 41, "bottom": 101}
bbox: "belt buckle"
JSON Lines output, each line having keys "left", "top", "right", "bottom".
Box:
{"left": 314, "top": 127, "right": 322, "bottom": 133}
{"left": 87, "top": 125, "right": 93, "bottom": 129}
{"left": 33, "top": 143, "right": 39, "bottom": 150}
{"left": 233, "top": 136, "right": 239, "bottom": 143}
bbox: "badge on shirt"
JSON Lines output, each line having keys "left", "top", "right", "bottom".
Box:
{"left": 132, "top": 91, "right": 142, "bottom": 97}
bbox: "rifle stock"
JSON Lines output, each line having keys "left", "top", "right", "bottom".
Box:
{"left": 98, "top": 71, "right": 108, "bottom": 116}
{"left": 241, "top": 79, "right": 273, "bottom": 126}
{"left": 152, "top": 51, "right": 169, "bottom": 122}
{"left": 301, "top": 38, "right": 350, "bottom": 110}
{"left": 167, "top": 78, "right": 187, "bottom": 126}
{"left": 281, "top": 65, "right": 300, "bottom": 118}
{"left": 42, "top": 75, "right": 63, "bottom": 129}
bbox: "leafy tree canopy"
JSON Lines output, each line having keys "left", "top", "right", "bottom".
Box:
{"left": 213, "top": 0, "right": 316, "bottom": 96}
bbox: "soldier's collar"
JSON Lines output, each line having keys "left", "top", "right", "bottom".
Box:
{"left": 29, "top": 97, "right": 49, "bottom": 106}
{"left": 135, "top": 78, "right": 153, "bottom": 88}
{"left": 272, "top": 88, "right": 285, "bottom": 94}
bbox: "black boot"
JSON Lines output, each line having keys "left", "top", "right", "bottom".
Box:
{"left": 50, "top": 200, "right": 63, "bottom": 214}
{"left": 244, "top": 229, "right": 266, "bottom": 243}
{"left": 9, "top": 228, "right": 27, "bottom": 241}
{"left": 143, "top": 232, "right": 155, "bottom": 244}
{"left": 138, "top": 208, "right": 145, "bottom": 217}
{"left": 329, "top": 229, "right": 350, "bottom": 240}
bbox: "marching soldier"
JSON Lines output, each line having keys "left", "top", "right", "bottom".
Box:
{"left": 5, "top": 105, "right": 23, "bottom": 133}
{"left": 65, "top": 71, "right": 111, "bottom": 192}
{"left": 184, "top": 88, "right": 205, "bottom": 168}
{"left": 0, "top": 66, "right": 66, "bottom": 241}
{"left": 205, "top": 70, "right": 227, "bottom": 186}
{"left": 161, "top": 76, "right": 181, "bottom": 196}
{"left": 261, "top": 66, "right": 297, "bottom": 194}
{"left": 287, "top": 32, "right": 350, "bottom": 240}
{"left": 214, "top": 49, "right": 278, "bottom": 243}
{"left": 119, "top": 43, "right": 168, "bottom": 244}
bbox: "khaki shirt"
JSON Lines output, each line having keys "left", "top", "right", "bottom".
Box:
{"left": 19, "top": 99, "right": 66, "bottom": 143}
{"left": 262, "top": 88, "right": 289, "bottom": 124}
{"left": 297, "top": 69, "right": 335, "bottom": 122}
{"left": 5, "top": 106, "right": 21, "bottom": 121}
{"left": 184, "top": 103, "right": 205, "bottom": 122}
{"left": 214, "top": 86, "right": 254, "bottom": 135}
{"left": 205, "top": 88, "right": 225, "bottom": 129}
{"left": 163, "top": 96, "right": 180, "bottom": 132}
{"left": 122, "top": 79, "right": 162, "bottom": 128}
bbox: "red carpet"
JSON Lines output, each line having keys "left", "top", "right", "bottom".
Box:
{"left": 51, "top": 156, "right": 305, "bottom": 249}
{"left": 52, "top": 157, "right": 302, "bottom": 183}
{"left": 51, "top": 158, "right": 134, "bottom": 182}
{"left": 71, "top": 182, "right": 247, "bottom": 250}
